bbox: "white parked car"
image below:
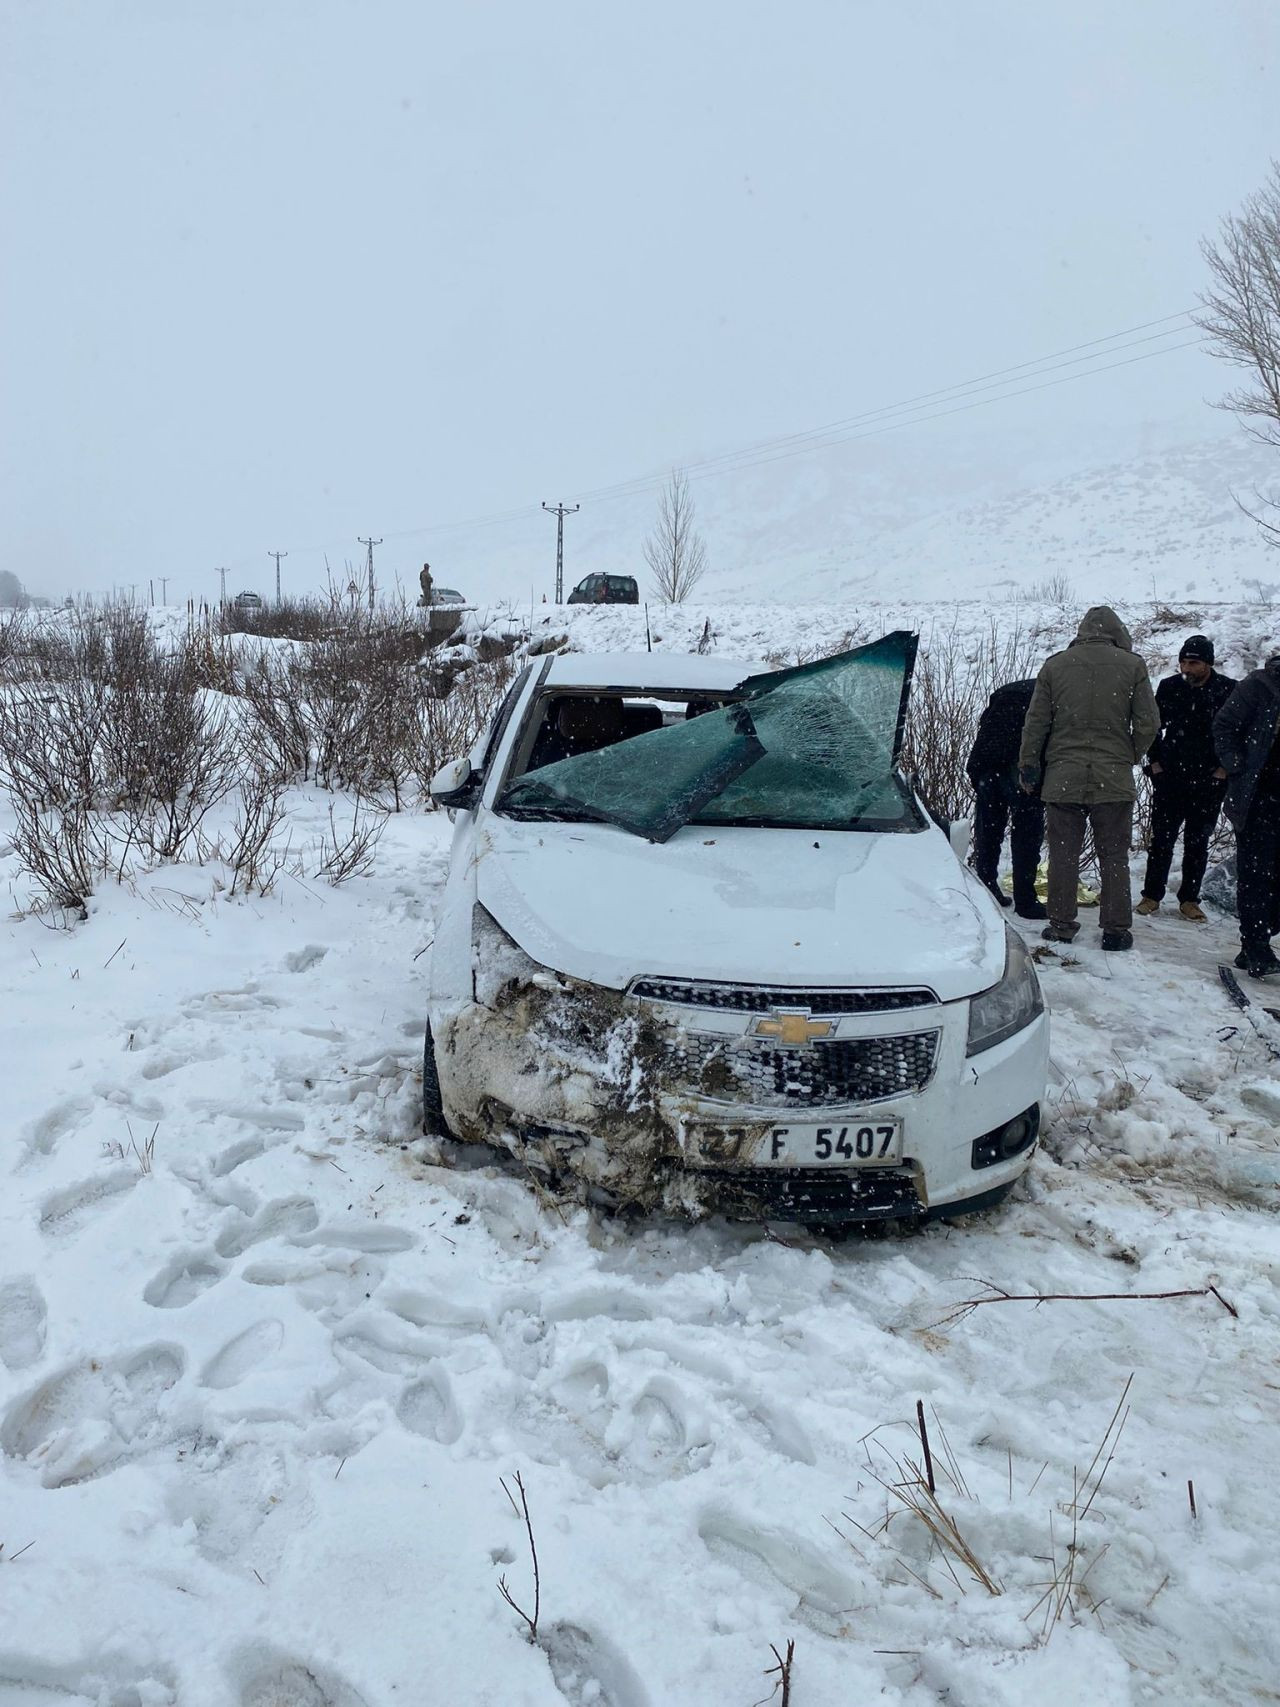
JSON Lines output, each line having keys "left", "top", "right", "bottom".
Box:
{"left": 424, "top": 637, "right": 1048, "bottom": 1225}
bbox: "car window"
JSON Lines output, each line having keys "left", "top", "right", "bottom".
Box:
{"left": 497, "top": 632, "right": 920, "bottom": 842}
{"left": 475, "top": 664, "right": 535, "bottom": 775}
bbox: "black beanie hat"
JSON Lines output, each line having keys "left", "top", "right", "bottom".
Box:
{"left": 1179, "top": 634, "right": 1214, "bottom": 664}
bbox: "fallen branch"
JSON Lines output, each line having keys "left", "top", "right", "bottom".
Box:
{"left": 497, "top": 1471, "right": 541, "bottom": 1643}
{"left": 754, "top": 1639, "right": 795, "bottom": 1707}
{"left": 938, "top": 1281, "right": 1238, "bottom": 1326}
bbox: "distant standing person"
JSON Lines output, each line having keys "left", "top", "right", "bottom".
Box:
{"left": 1018, "top": 606, "right": 1160, "bottom": 951}
{"left": 1213, "top": 652, "right": 1280, "bottom": 978}
{"left": 1136, "top": 635, "right": 1235, "bottom": 923}
{"left": 418, "top": 562, "right": 434, "bottom": 606}
{"left": 966, "top": 678, "right": 1047, "bottom": 918}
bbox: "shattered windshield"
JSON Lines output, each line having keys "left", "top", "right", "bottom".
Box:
{"left": 498, "top": 632, "right": 919, "bottom": 844}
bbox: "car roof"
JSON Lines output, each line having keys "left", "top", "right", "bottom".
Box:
{"left": 542, "top": 651, "right": 767, "bottom": 691}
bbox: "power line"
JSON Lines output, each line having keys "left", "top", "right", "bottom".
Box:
{"left": 542, "top": 502, "right": 580, "bottom": 604}
{"left": 358, "top": 534, "right": 382, "bottom": 611}
{"left": 216, "top": 309, "right": 1208, "bottom": 568}
{"left": 268, "top": 549, "right": 288, "bottom": 603}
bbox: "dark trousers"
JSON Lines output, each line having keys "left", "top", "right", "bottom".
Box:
{"left": 972, "top": 777, "right": 1045, "bottom": 908}
{"left": 1046, "top": 800, "right": 1134, "bottom": 934}
{"left": 1236, "top": 790, "right": 1280, "bottom": 952}
{"left": 1141, "top": 778, "right": 1226, "bottom": 904}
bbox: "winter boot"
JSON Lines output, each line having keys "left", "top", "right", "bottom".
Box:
{"left": 1178, "top": 901, "right": 1207, "bottom": 923}
{"left": 1101, "top": 930, "right": 1134, "bottom": 952}
{"left": 1235, "top": 946, "right": 1280, "bottom": 974}
{"left": 1135, "top": 896, "right": 1160, "bottom": 916}
{"left": 1015, "top": 898, "right": 1048, "bottom": 920}
{"left": 980, "top": 877, "right": 1012, "bottom": 908}
{"left": 1041, "top": 923, "right": 1078, "bottom": 944}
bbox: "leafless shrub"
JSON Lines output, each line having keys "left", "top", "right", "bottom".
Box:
{"left": 1025, "top": 573, "right": 1075, "bottom": 608}
{"left": 5, "top": 793, "right": 105, "bottom": 914}
{"left": 221, "top": 763, "right": 289, "bottom": 895}
{"left": 900, "top": 618, "right": 1042, "bottom": 823}
{"left": 644, "top": 469, "right": 708, "bottom": 602}
{"left": 311, "top": 797, "right": 385, "bottom": 884}
{"left": 240, "top": 659, "right": 312, "bottom": 783}
{"left": 763, "top": 624, "right": 871, "bottom": 668}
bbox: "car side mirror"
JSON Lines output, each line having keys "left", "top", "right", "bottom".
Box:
{"left": 949, "top": 817, "right": 972, "bottom": 863}
{"left": 430, "top": 756, "right": 481, "bottom": 810}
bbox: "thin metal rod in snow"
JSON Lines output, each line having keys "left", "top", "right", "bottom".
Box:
{"left": 916, "top": 1400, "right": 936, "bottom": 1495}
{"left": 497, "top": 1471, "right": 541, "bottom": 1643}
{"left": 937, "top": 1279, "right": 1238, "bottom": 1326}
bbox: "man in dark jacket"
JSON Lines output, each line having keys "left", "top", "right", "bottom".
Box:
{"left": 1136, "top": 636, "right": 1235, "bottom": 923}
{"left": 1213, "top": 655, "right": 1280, "bottom": 978}
{"left": 966, "top": 678, "right": 1046, "bottom": 918}
{"left": 1019, "top": 606, "right": 1160, "bottom": 951}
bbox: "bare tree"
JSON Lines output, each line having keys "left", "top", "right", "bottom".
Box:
{"left": 643, "top": 469, "right": 708, "bottom": 602}
{"left": 1196, "top": 162, "right": 1280, "bottom": 547}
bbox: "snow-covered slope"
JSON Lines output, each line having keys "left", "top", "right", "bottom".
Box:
{"left": 440, "top": 431, "right": 1280, "bottom": 609}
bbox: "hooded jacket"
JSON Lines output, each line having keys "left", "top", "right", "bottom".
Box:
{"left": 1018, "top": 607, "right": 1160, "bottom": 805}
{"left": 1213, "top": 656, "right": 1280, "bottom": 827}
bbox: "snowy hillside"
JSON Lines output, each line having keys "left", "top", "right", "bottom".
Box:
{"left": 1, "top": 601, "right": 1278, "bottom": 1704}
{"left": 429, "top": 431, "right": 1280, "bottom": 611}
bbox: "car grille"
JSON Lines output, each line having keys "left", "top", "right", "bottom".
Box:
{"left": 630, "top": 979, "right": 936, "bottom": 1014}
{"left": 699, "top": 1166, "right": 923, "bottom": 1223}
{"left": 664, "top": 1030, "right": 940, "bottom": 1108}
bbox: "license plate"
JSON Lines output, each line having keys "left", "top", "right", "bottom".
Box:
{"left": 692, "top": 1120, "right": 903, "bottom": 1169}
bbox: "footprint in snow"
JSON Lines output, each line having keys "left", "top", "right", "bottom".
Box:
{"left": 143, "top": 1252, "right": 227, "bottom": 1309}
{"left": 1, "top": 1344, "right": 185, "bottom": 1489}
{"left": 20, "top": 1094, "right": 94, "bottom": 1164}
{"left": 396, "top": 1366, "right": 463, "bottom": 1445}
{"left": 697, "top": 1506, "right": 857, "bottom": 1636}
{"left": 542, "top": 1623, "right": 651, "bottom": 1707}
{"left": 283, "top": 944, "right": 328, "bottom": 974}
{"left": 0, "top": 1277, "right": 48, "bottom": 1370}
{"left": 199, "top": 1319, "right": 285, "bottom": 1389}
{"left": 238, "top": 1657, "right": 369, "bottom": 1707}
{"left": 37, "top": 1169, "right": 136, "bottom": 1239}
{"left": 215, "top": 1197, "right": 320, "bottom": 1259}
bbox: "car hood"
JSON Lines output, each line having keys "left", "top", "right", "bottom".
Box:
{"left": 476, "top": 816, "right": 1006, "bottom": 1002}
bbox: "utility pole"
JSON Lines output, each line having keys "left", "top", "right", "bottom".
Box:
{"left": 214, "top": 567, "right": 228, "bottom": 608}
{"left": 268, "top": 550, "right": 288, "bottom": 604}
{"left": 358, "top": 535, "right": 382, "bottom": 612}
{"left": 542, "top": 501, "right": 580, "bottom": 604}
{"left": 159, "top": 576, "right": 169, "bottom": 604}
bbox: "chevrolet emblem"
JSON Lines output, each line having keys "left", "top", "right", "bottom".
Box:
{"left": 750, "top": 1008, "right": 833, "bottom": 1048}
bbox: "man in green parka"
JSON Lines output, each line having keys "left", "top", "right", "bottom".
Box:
{"left": 1018, "top": 606, "right": 1160, "bottom": 951}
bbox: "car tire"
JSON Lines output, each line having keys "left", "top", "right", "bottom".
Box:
{"left": 422, "top": 1020, "right": 451, "bottom": 1138}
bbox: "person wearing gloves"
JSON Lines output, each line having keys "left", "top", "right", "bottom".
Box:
{"left": 1213, "top": 653, "right": 1280, "bottom": 978}
{"left": 1018, "top": 606, "right": 1160, "bottom": 951}
{"left": 1136, "top": 635, "right": 1235, "bottom": 923}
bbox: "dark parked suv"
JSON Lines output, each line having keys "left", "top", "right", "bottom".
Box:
{"left": 567, "top": 573, "right": 639, "bottom": 605}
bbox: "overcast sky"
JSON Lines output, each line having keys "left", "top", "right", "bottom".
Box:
{"left": 2, "top": 0, "right": 1277, "bottom": 605}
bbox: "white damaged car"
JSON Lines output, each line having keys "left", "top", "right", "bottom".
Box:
{"left": 424, "top": 635, "right": 1048, "bottom": 1224}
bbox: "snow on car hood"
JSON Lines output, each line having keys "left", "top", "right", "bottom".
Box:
{"left": 476, "top": 816, "right": 1005, "bottom": 1002}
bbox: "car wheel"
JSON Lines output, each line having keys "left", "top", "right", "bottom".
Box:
{"left": 422, "top": 1020, "right": 451, "bottom": 1137}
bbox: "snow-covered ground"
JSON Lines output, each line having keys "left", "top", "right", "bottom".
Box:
{"left": 2, "top": 605, "right": 1278, "bottom": 1705}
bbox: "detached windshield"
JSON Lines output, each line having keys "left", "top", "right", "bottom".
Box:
{"left": 498, "top": 632, "right": 919, "bottom": 844}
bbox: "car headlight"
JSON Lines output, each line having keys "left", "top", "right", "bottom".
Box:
{"left": 966, "top": 926, "right": 1044, "bottom": 1057}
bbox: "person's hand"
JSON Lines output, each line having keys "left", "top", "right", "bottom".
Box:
{"left": 1213, "top": 765, "right": 1228, "bottom": 780}
{"left": 1149, "top": 760, "right": 1162, "bottom": 776}
{"left": 1019, "top": 780, "right": 1035, "bottom": 794}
